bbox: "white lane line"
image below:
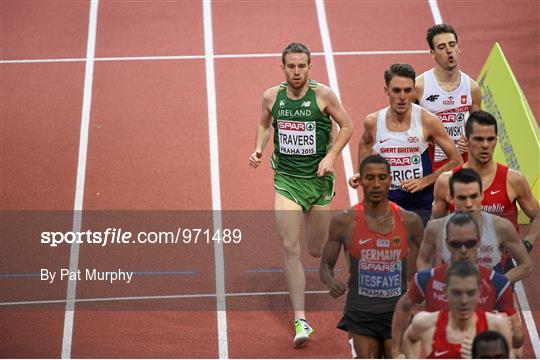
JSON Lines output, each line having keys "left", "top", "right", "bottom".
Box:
{"left": 428, "top": 0, "right": 443, "bottom": 24}
{"left": 202, "top": 0, "right": 228, "bottom": 358}
{"left": 315, "top": 0, "right": 358, "bottom": 206}
{"left": 0, "top": 57, "right": 87, "bottom": 63}
{"left": 61, "top": 1, "right": 99, "bottom": 359}
{"left": 0, "top": 290, "right": 330, "bottom": 307}
{"left": 515, "top": 281, "right": 540, "bottom": 358}
{"left": 0, "top": 49, "right": 429, "bottom": 64}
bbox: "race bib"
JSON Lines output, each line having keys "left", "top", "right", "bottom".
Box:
{"left": 357, "top": 260, "right": 402, "bottom": 297}
{"left": 385, "top": 154, "right": 423, "bottom": 190}
{"left": 277, "top": 119, "right": 316, "bottom": 156}
{"left": 434, "top": 106, "right": 470, "bottom": 161}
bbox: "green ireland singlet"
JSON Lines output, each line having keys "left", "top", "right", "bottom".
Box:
{"left": 270, "top": 80, "right": 333, "bottom": 178}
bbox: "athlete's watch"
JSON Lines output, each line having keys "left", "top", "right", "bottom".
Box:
{"left": 523, "top": 239, "right": 533, "bottom": 253}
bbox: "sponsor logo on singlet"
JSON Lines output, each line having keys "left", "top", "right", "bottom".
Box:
{"left": 443, "top": 96, "right": 455, "bottom": 105}
{"left": 426, "top": 94, "right": 439, "bottom": 102}
{"left": 277, "top": 120, "right": 316, "bottom": 155}
{"left": 481, "top": 203, "right": 505, "bottom": 215}
{"left": 434, "top": 351, "right": 449, "bottom": 357}
{"left": 385, "top": 155, "right": 421, "bottom": 167}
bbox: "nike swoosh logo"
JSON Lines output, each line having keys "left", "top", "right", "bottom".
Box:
{"left": 434, "top": 350, "right": 449, "bottom": 357}
{"left": 359, "top": 238, "right": 374, "bottom": 245}
{"left": 490, "top": 190, "right": 501, "bottom": 195}
{"left": 380, "top": 138, "right": 391, "bottom": 144}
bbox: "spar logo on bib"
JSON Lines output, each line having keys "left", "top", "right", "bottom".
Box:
{"left": 386, "top": 155, "right": 420, "bottom": 167}
{"left": 387, "top": 156, "right": 411, "bottom": 166}
{"left": 278, "top": 120, "right": 316, "bottom": 156}
{"left": 358, "top": 260, "right": 402, "bottom": 297}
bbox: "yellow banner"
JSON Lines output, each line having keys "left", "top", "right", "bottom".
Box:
{"left": 477, "top": 42, "right": 539, "bottom": 223}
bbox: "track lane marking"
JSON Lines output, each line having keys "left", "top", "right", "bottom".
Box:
{"left": 61, "top": 1, "right": 99, "bottom": 358}
{"left": 428, "top": 0, "right": 443, "bottom": 24}
{"left": 315, "top": 0, "right": 358, "bottom": 205}
{"left": 1, "top": 290, "right": 331, "bottom": 307}
{"left": 202, "top": 0, "right": 228, "bottom": 358}
{"left": 0, "top": 50, "right": 430, "bottom": 64}
{"left": 515, "top": 277, "right": 540, "bottom": 357}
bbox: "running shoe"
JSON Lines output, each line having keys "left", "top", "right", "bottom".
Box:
{"left": 293, "top": 319, "right": 313, "bottom": 348}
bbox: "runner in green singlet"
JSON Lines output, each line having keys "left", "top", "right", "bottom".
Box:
{"left": 249, "top": 42, "right": 353, "bottom": 348}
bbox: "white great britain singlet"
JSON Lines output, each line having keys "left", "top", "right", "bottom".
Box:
{"left": 420, "top": 69, "right": 472, "bottom": 168}
{"left": 372, "top": 104, "right": 433, "bottom": 209}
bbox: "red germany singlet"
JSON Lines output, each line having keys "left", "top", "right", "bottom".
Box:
{"left": 449, "top": 163, "right": 518, "bottom": 229}
{"left": 428, "top": 310, "right": 488, "bottom": 359}
{"left": 345, "top": 202, "right": 409, "bottom": 313}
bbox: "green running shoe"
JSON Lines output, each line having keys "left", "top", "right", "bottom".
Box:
{"left": 293, "top": 319, "right": 313, "bottom": 348}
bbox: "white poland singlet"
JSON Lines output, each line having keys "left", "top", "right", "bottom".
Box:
{"left": 440, "top": 212, "right": 502, "bottom": 270}
{"left": 419, "top": 69, "right": 472, "bottom": 165}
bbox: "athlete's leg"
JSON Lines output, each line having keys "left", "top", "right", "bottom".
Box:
{"left": 304, "top": 204, "right": 330, "bottom": 258}
{"left": 352, "top": 334, "right": 382, "bottom": 359}
{"left": 275, "top": 192, "right": 305, "bottom": 320}
{"left": 383, "top": 338, "right": 393, "bottom": 359}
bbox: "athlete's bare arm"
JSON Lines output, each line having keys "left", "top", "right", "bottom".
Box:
{"left": 319, "top": 209, "right": 353, "bottom": 298}
{"left": 413, "top": 74, "right": 425, "bottom": 104}
{"left": 417, "top": 217, "right": 443, "bottom": 270}
{"left": 431, "top": 171, "right": 452, "bottom": 219}
{"left": 508, "top": 169, "right": 540, "bottom": 246}
{"left": 357, "top": 113, "right": 378, "bottom": 169}
{"left": 487, "top": 312, "right": 516, "bottom": 358}
{"left": 315, "top": 85, "right": 353, "bottom": 177}
{"left": 348, "top": 113, "right": 377, "bottom": 189}
{"left": 495, "top": 216, "right": 533, "bottom": 283}
{"left": 391, "top": 293, "right": 417, "bottom": 358}
{"left": 403, "top": 209, "right": 424, "bottom": 249}
{"left": 401, "top": 110, "right": 463, "bottom": 193}
{"left": 402, "top": 209, "right": 424, "bottom": 277}
{"left": 249, "top": 87, "right": 278, "bottom": 168}
{"left": 470, "top": 79, "right": 483, "bottom": 112}
{"left": 402, "top": 311, "right": 437, "bottom": 358}
{"left": 456, "top": 79, "right": 483, "bottom": 153}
